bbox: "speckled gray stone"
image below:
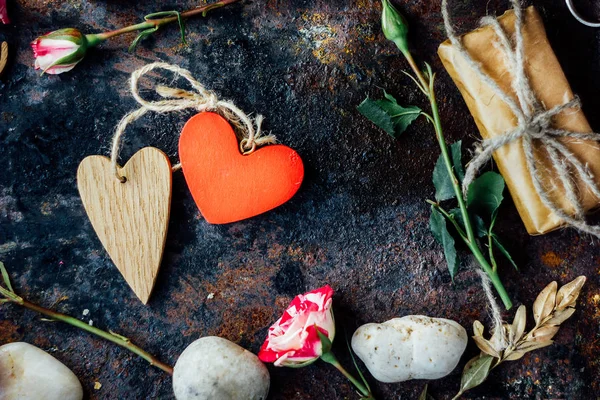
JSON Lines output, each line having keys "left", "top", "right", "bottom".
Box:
{"left": 351, "top": 315, "right": 468, "bottom": 383}
{"left": 173, "top": 336, "right": 270, "bottom": 400}
{"left": 0, "top": 342, "right": 83, "bottom": 400}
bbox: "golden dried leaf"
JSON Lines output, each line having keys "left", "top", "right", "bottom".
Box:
{"left": 531, "top": 325, "right": 560, "bottom": 342}
{"left": 503, "top": 349, "right": 526, "bottom": 361}
{"left": 510, "top": 305, "right": 527, "bottom": 344}
{"left": 0, "top": 42, "right": 7, "bottom": 76}
{"left": 488, "top": 324, "right": 508, "bottom": 352}
{"left": 545, "top": 308, "right": 576, "bottom": 326}
{"left": 473, "top": 320, "right": 484, "bottom": 337}
{"left": 517, "top": 340, "right": 554, "bottom": 353}
{"left": 533, "top": 281, "right": 557, "bottom": 326}
{"left": 555, "top": 276, "right": 586, "bottom": 311}
{"left": 473, "top": 335, "right": 501, "bottom": 358}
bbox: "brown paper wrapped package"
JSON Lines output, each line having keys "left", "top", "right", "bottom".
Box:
{"left": 438, "top": 6, "right": 600, "bottom": 235}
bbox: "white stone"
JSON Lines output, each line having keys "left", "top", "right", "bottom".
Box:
{"left": 0, "top": 342, "right": 83, "bottom": 400}
{"left": 351, "top": 315, "right": 468, "bottom": 383}
{"left": 173, "top": 336, "right": 270, "bottom": 400}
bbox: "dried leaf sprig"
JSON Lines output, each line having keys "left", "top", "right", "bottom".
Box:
{"left": 453, "top": 276, "right": 586, "bottom": 399}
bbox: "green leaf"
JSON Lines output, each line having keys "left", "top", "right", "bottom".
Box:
{"left": 418, "top": 384, "right": 435, "bottom": 400}
{"left": 346, "top": 333, "right": 371, "bottom": 392}
{"left": 492, "top": 235, "right": 519, "bottom": 271}
{"left": 145, "top": 11, "right": 187, "bottom": 45}
{"left": 382, "top": 89, "right": 397, "bottom": 103}
{"left": 449, "top": 208, "right": 487, "bottom": 238}
{"left": 316, "top": 327, "right": 333, "bottom": 355}
{"left": 430, "top": 207, "right": 459, "bottom": 279}
{"left": 458, "top": 354, "right": 494, "bottom": 394}
{"left": 0, "top": 262, "right": 13, "bottom": 293}
{"left": 358, "top": 98, "right": 395, "bottom": 136}
{"left": 128, "top": 26, "right": 159, "bottom": 53}
{"left": 358, "top": 92, "right": 421, "bottom": 138}
{"left": 282, "top": 358, "right": 319, "bottom": 369}
{"left": 467, "top": 171, "right": 505, "bottom": 218}
{"left": 451, "top": 141, "right": 465, "bottom": 182}
{"left": 433, "top": 141, "right": 464, "bottom": 201}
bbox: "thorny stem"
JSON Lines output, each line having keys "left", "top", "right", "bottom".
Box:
{"left": 401, "top": 49, "right": 513, "bottom": 310}
{"left": 0, "top": 279, "right": 173, "bottom": 375}
{"left": 89, "top": 0, "right": 241, "bottom": 43}
{"left": 321, "top": 352, "right": 375, "bottom": 399}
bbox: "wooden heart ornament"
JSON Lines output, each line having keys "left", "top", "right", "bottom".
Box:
{"left": 179, "top": 112, "right": 304, "bottom": 224}
{"left": 77, "top": 147, "right": 172, "bottom": 304}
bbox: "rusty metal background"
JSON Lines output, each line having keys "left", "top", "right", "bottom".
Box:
{"left": 1, "top": 0, "right": 600, "bottom": 399}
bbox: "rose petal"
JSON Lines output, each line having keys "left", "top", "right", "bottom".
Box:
{"left": 0, "top": 0, "right": 10, "bottom": 24}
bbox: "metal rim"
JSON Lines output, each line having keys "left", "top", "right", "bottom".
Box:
{"left": 566, "top": 0, "right": 600, "bottom": 27}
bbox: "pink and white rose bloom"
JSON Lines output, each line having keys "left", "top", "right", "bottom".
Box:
{"left": 0, "top": 0, "right": 9, "bottom": 24}
{"left": 258, "top": 285, "right": 335, "bottom": 367}
{"left": 31, "top": 29, "right": 89, "bottom": 74}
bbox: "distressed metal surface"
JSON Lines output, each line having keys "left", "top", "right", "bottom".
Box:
{"left": 1, "top": 0, "right": 600, "bottom": 398}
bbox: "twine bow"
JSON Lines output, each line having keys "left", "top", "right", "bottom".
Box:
{"left": 110, "top": 62, "right": 276, "bottom": 181}
{"left": 442, "top": 0, "right": 600, "bottom": 238}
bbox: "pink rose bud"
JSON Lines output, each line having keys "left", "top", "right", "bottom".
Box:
{"left": 258, "top": 285, "right": 335, "bottom": 367}
{"left": 31, "top": 28, "right": 89, "bottom": 75}
{"left": 0, "top": 0, "right": 9, "bottom": 24}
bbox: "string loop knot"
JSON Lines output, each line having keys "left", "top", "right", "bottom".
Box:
{"left": 110, "top": 62, "right": 277, "bottom": 181}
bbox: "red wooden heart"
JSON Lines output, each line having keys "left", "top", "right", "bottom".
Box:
{"left": 179, "top": 112, "right": 304, "bottom": 224}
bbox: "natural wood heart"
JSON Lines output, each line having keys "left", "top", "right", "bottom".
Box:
{"left": 77, "top": 147, "right": 172, "bottom": 304}
{"left": 179, "top": 112, "right": 304, "bottom": 224}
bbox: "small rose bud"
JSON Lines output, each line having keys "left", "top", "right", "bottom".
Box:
{"left": 258, "top": 285, "right": 335, "bottom": 367}
{"left": 381, "top": 0, "right": 409, "bottom": 54}
{"left": 0, "top": 0, "right": 9, "bottom": 24}
{"left": 31, "top": 28, "right": 90, "bottom": 75}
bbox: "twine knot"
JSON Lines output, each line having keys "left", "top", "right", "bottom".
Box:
{"left": 525, "top": 117, "right": 549, "bottom": 139}
{"left": 443, "top": 0, "right": 600, "bottom": 239}
{"left": 110, "top": 62, "right": 277, "bottom": 181}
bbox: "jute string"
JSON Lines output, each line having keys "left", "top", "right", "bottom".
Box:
{"left": 442, "top": 0, "right": 600, "bottom": 238}
{"left": 110, "top": 62, "right": 276, "bottom": 182}
{"left": 477, "top": 268, "right": 507, "bottom": 352}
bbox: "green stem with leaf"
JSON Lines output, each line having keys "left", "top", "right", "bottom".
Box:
{"left": 317, "top": 330, "right": 375, "bottom": 400}
{"left": 85, "top": 0, "right": 241, "bottom": 51}
{"left": 401, "top": 47, "right": 512, "bottom": 310}
{"left": 0, "top": 262, "right": 173, "bottom": 375}
{"left": 321, "top": 352, "right": 374, "bottom": 399}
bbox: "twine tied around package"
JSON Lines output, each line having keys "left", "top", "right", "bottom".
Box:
{"left": 110, "top": 62, "right": 276, "bottom": 182}
{"left": 442, "top": 0, "right": 600, "bottom": 238}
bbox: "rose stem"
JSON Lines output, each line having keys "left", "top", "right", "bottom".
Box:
{"left": 0, "top": 284, "right": 173, "bottom": 375}
{"left": 90, "top": 0, "right": 242, "bottom": 43}
{"left": 400, "top": 47, "right": 513, "bottom": 310}
{"left": 321, "top": 352, "right": 375, "bottom": 399}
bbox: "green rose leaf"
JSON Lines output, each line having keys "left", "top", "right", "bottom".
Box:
{"left": 358, "top": 98, "right": 395, "bottom": 136}
{"left": 433, "top": 141, "right": 464, "bottom": 201}
{"left": 430, "top": 206, "right": 459, "bottom": 279}
{"left": 492, "top": 235, "right": 519, "bottom": 271}
{"left": 467, "top": 171, "right": 505, "bottom": 218}
{"left": 358, "top": 92, "right": 421, "bottom": 138}
{"left": 449, "top": 208, "right": 487, "bottom": 238}
{"left": 458, "top": 354, "right": 494, "bottom": 394}
{"left": 316, "top": 327, "right": 333, "bottom": 355}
